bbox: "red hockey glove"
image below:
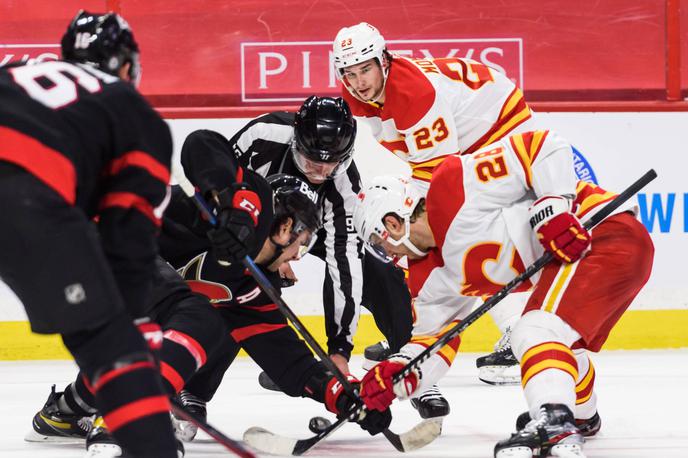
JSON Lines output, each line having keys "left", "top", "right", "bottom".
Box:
{"left": 207, "top": 183, "right": 262, "bottom": 266}
{"left": 359, "top": 358, "right": 419, "bottom": 412}
{"left": 529, "top": 195, "right": 591, "bottom": 263}
{"left": 134, "top": 317, "right": 163, "bottom": 352}
{"left": 324, "top": 374, "right": 392, "bottom": 436}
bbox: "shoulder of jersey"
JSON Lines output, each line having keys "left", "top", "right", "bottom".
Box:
{"left": 383, "top": 57, "right": 436, "bottom": 130}
{"left": 341, "top": 57, "right": 436, "bottom": 129}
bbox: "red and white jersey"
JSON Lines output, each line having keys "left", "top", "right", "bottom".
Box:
{"left": 342, "top": 56, "right": 535, "bottom": 189}
{"left": 396, "top": 130, "right": 627, "bottom": 393}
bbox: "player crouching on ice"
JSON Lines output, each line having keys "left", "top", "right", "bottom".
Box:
{"left": 352, "top": 130, "right": 654, "bottom": 458}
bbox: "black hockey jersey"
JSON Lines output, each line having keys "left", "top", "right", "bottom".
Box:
{"left": 0, "top": 60, "right": 172, "bottom": 315}
{"left": 181, "top": 117, "right": 363, "bottom": 359}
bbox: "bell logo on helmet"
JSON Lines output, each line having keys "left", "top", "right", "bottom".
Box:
{"left": 299, "top": 181, "right": 319, "bottom": 204}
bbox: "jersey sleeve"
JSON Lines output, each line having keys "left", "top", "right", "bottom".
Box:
{"left": 396, "top": 260, "right": 478, "bottom": 393}
{"left": 95, "top": 84, "right": 173, "bottom": 317}
{"left": 228, "top": 112, "right": 294, "bottom": 174}
{"left": 180, "top": 129, "right": 244, "bottom": 195}
{"left": 316, "top": 165, "right": 364, "bottom": 360}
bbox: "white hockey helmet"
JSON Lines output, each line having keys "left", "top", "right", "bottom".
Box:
{"left": 353, "top": 175, "right": 427, "bottom": 260}
{"left": 333, "top": 22, "right": 388, "bottom": 77}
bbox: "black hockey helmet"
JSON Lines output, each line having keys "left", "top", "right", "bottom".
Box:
{"left": 292, "top": 96, "right": 357, "bottom": 181}
{"left": 61, "top": 10, "right": 141, "bottom": 85}
{"left": 268, "top": 174, "right": 322, "bottom": 255}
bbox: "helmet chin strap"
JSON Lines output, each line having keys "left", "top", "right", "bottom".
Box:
{"left": 387, "top": 219, "right": 427, "bottom": 257}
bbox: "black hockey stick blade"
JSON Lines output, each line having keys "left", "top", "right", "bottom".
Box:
{"left": 392, "top": 168, "right": 658, "bottom": 384}
{"left": 170, "top": 399, "right": 256, "bottom": 458}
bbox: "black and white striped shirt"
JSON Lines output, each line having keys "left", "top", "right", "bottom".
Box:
{"left": 228, "top": 111, "right": 363, "bottom": 359}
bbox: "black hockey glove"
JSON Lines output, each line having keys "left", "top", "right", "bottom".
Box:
{"left": 324, "top": 375, "right": 392, "bottom": 436}
{"left": 207, "top": 184, "right": 261, "bottom": 266}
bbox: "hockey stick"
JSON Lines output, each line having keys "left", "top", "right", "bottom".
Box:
{"left": 391, "top": 169, "right": 657, "bottom": 387}
{"left": 169, "top": 399, "right": 256, "bottom": 458}
{"left": 173, "top": 170, "right": 441, "bottom": 455}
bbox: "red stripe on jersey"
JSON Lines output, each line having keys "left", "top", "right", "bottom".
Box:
{"left": 160, "top": 361, "right": 185, "bottom": 393}
{"left": 230, "top": 323, "right": 288, "bottom": 343}
{"left": 236, "top": 166, "right": 244, "bottom": 183}
{"left": 425, "top": 155, "right": 465, "bottom": 249}
{"left": 381, "top": 58, "right": 436, "bottom": 130}
{"left": 94, "top": 361, "right": 155, "bottom": 392}
{"left": 103, "top": 395, "right": 170, "bottom": 432}
{"left": 0, "top": 126, "right": 77, "bottom": 204}
{"left": 163, "top": 329, "right": 207, "bottom": 369}
{"left": 99, "top": 192, "right": 160, "bottom": 226}
{"left": 107, "top": 151, "right": 170, "bottom": 184}
{"left": 251, "top": 303, "right": 279, "bottom": 312}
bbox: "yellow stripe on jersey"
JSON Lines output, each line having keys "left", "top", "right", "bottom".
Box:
{"left": 577, "top": 192, "right": 616, "bottom": 218}
{"left": 478, "top": 90, "right": 532, "bottom": 149}
{"left": 410, "top": 320, "right": 461, "bottom": 365}
{"left": 509, "top": 131, "right": 549, "bottom": 188}
{"left": 410, "top": 155, "right": 452, "bottom": 182}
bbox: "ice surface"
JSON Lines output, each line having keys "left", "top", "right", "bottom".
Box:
{"left": 1, "top": 350, "right": 687, "bottom": 457}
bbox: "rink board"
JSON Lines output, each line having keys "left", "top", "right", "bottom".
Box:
{"left": 1, "top": 309, "right": 687, "bottom": 360}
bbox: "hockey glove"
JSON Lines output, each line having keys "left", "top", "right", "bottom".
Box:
{"left": 529, "top": 195, "right": 591, "bottom": 264}
{"left": 207, "top": 184, "right": 262, "bottom": 266}
{"left": 360, "top": 357, "right": 419, "bottom": 412}
{"left": 324, "top": 374, "right": 392, "bottom": 436}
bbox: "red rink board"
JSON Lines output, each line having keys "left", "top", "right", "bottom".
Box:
{"left": 1, "top": 0, "right": 685, "bottom": 108}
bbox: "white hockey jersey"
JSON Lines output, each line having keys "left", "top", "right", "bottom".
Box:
{"left": 398, "top": 130, "right": 621, "bottom": 393}
{"left": 343, "top": 56, "right": 535, "bottom": 189}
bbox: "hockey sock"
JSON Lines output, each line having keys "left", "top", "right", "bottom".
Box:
{"left": 63, "top": 312, "right": 177, "bottom": 457}
{"left": 60, "top": 375, "right": 98, "bottom": 416}
{"left": 159, "top": 329, "right": 208, "bottom": 395}
{"left": 521, "top": 341, "right": 578, "bottom": 419}
{"left": 574, "top": 351, "right": 598, "bottom": 419}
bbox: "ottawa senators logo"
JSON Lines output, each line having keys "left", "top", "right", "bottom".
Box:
{"left": 177, "top": 252, "right": 233, "bottom": 303}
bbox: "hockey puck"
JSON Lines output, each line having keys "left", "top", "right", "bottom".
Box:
{"left": 308, "top": 416, "right": 332, "bottom": 433}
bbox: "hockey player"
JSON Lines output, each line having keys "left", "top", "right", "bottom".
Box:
{"left": 333, "top": 22, "right": 539, "bottom": 386}
{"left": 352, "top": 130, "right": 654, "bottom": 458}
{"left": 175, "top": 96, "right": 445, "bottom": 418}
{"left": 0, "top": 10, "right": 179, "bottom": 458}
{"left": 28, "top": 170, "right": 392, "bottom": 454}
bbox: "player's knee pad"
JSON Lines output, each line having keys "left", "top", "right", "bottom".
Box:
{"left": 62, "top": 311, "right": 148, "bottom": 379}
{"left": 511, "top": 310, "right": 582, "bottom": 361}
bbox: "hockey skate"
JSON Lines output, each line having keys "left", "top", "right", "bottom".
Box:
{"left": 362, "top": 340, "right": 392, "bottom": 371}
{"left": 25, "top": 385, "right": 93, "bottom": 443}
{"left": 86, "top": 416, "right": 185, "bottom": 457}
{"left": 257, "top": 371, "right": 282, "bottom": 392}
{"left": 409, "top": 385, "right": 450, "bottom": 419}
{"left": 494, "top": 404, "right": 585, "bottom": 458}
{"left": 172, "top": 389, "right": 207, "bottom": 442}
{"left": 516, "top": 410, "right": 601, "bottom": 438}
{"left": 476, "top": 328, "right": 520, "bottom": 385}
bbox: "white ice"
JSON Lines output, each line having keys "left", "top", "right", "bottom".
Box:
{"left": 1, "top": 350, "right": 687, "bottom": 457}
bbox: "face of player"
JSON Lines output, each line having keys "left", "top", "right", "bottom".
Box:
{"left": 342, "top": 58, "right": 386, "bottom": 103}
{"left": 262, "top": 218, "right": 315, "bottom": 271}
{"left": 368, "top": 216, "right": 428, "bottom": 261}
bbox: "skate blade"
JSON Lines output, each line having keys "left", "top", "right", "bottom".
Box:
{"left": 478, "top": 366, "right": 521, "bottom": 386}
{"left": 85, "top": 443, "right": 122, "bottom": 457}
{"left": 24, "top": 429, "right": 85, "bottom": 443}
{"left": 551, "top": 443, "right": 586, "bottom": 457}
{"left": 495, "top": 445, "right": 534, "bottom": 458}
